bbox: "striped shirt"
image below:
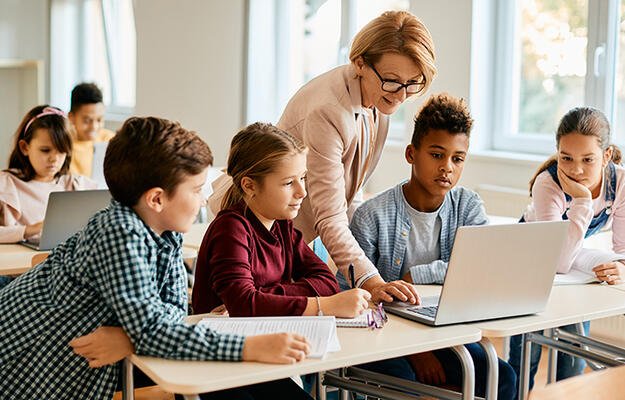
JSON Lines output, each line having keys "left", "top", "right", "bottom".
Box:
{"left": 343, "top": 183, "right": 488, "bottom": 287}
{"left": 0, "top": 200, "right": 244, "bottom": 399}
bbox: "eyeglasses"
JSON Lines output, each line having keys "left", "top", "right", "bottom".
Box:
{"left": 367, "top": 63, "right": 425, "bottom": 95}
{"left": 367, "top": 303, "right": 388, "bottom": 330}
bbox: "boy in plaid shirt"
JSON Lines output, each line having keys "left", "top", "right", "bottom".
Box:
{"left": 0, "top": 117, "right": 311, "bottom": 399}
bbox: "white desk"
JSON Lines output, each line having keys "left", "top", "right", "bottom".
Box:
{"left": 0, "top": 244, "right": 46, "bottom": 276}
{"left": 127, "top": 313, "right": 482, "bottom": 399}
{"left": 414, "top": 284, "right": 625, "bottom": 400}
{"left": 0, "top": 243, "right": 196, "bottom": 276}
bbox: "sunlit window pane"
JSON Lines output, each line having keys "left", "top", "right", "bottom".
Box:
{"left": 517, "top": 0, "right": 588, "bottom": 136}
{"left": 302, "top": 0, "right": 341, "bottom": 83}
{"left": 615, "top": 0, "right": 625, "bottom": 137}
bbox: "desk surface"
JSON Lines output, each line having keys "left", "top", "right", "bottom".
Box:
{"left": 130, "top": 314, "right": 481, "bottom": 395}
{"left": 0, "top": 244, "right": 45, "bottom": 275}
{"left": 414, "top": 284, "right": 625, "bottom": 337}
{"left": 0, "top": 243, "right": 197, "bottom": 276}
{"left": 529, "top": 364, "right": 625, "bottom": 400}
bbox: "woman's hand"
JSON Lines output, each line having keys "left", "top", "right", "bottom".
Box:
{"left": 363, "top": 276, "right": 420, "bottom": 304}
{"left": 320, "top": 289, "right": 371, "bottom": 318}
{"left": 242, "top": 333, "right": 310, "bottom": 364}
{"left": 593, "top": 261, "right": 624, "bottom": 285}
{"left": 69, "top": 326, "right": 134, "bottom": 368}
{"left": 557, "top": 168, "right": 591, "bottom": 199}
{"left": 408, "top": 351, "right": 446, "bottom": 385}
{"left": 24, "top": 221, "right": 43, "bottom": 239}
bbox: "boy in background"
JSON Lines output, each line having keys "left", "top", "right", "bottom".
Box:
{"left": 68, "top": 82, "right": 115, "bottom": 177}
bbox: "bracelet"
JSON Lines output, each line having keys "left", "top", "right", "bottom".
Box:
{"left": 315, "top": 296, "right": 323, "bottom": 316}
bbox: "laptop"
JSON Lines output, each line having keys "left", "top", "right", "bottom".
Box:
{"left": 21, "top": 190, "right": 111, "bottom": 251}
{"left": 383, "top": 221, "right": 569, "bottom": 326}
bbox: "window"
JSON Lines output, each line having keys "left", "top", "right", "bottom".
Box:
{"left": 615, "top": 0, "right": 625, "bottom": 136}
{"left": 492, "top": 0, "right": 623, "bottom": 154}
{"left": 50, "top": 0, "right": 135, "bottom": 118}
{"left": 246, "top": 0, "right": 410, "bottom": 143}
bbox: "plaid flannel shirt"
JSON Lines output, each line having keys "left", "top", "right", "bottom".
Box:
{"left": 0, "top": 201, "right": 244, "bottom": 399}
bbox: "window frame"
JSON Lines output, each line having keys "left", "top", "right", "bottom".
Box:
{"left": 490, "top": 0, "right": 622, "bottom": 155}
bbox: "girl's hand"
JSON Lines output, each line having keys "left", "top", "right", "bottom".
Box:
{"left": 593, "top": 261, "right": 625, "bottom": 285}
{"left": 24, "top": 221, "right": 43, "bottom": 239}
{"left": 321, "top": 289, "right": 371, "bottom": 318}
{"left": 69, "top": 326, "right": 134, "bottom": 368}
{"left": 408, "top": 351, "right": 447, "bottom": 385}
{"left": 557, "top": 168, "right": 591, "bottom": 199}
{"left": 242, "top": 333, "right": 310, "bottom": 364}
{"left": 210, "top": 304, "right": 229, "bottom": 316}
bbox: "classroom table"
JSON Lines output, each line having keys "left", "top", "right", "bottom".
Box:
{"left": 412, "top": 284, "right": 625, "bottom": 400}
{"left": 0, "top": 243, "right": 197, "bottom": 276}
{"left": 125, "top": 313, "right": 482, "bottom": 400}
{"left": 0, "top": 244, "right": 45, "bottom": 276}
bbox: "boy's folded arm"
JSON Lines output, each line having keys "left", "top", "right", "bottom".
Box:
{"left": 94, "top": 228, "right": 245, "bottom": 361}
{"left": 409, "top": 260, "right": 448, "bottom": 285}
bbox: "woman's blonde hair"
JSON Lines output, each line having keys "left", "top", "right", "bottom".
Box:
{"left": 529, "top": 107, "right": 622, "bottom": 194}
{"left": 221, "top": 122, "right": 307, "bottom": 210}
{"left": 349, "top": 10, "right": 436, "bottom": 95}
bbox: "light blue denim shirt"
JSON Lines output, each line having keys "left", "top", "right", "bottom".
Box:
{"left": 340, "top": 182, "right": 488, "bottom": 288}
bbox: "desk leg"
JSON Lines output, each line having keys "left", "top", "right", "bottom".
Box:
{"left": 182, "top": 396, "right": 201, "bottom": 400}
{"left": 316, "top": 372, "right": 326, "bottom": 400}
{"left": 122, "top": 358, "right": 134, "bottom": 400}
{"left": 451, "top": 344, "right": 475, "bottom": 400}
{"left": 339, "top": 368, "right": 349, "bottom": 400}
{"left": 478, "top": 338, "right": 499, "bottom": 400}
{"left": 546, "top": 328, "right": 557, "bottom": 384}
{"left": 518, "top": 333, "right": 532, "bottom": 400}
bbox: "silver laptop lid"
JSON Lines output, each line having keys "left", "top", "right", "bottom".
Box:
{"left": 35, "top": 190, "right": 111, "bottom": 250}
{"left": 434, "top": 220, "right": 569, "bottom": 325}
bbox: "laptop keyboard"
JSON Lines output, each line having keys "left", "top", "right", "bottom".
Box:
{"left": 407, "top": 305, "right": 438, "bottom": 318}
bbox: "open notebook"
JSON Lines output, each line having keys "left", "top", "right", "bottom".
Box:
{"left": 554, "top": 248, "right": 624, "bottom": 285}
{"left": 199, "top": 316, "right": 340, "bottom": 359}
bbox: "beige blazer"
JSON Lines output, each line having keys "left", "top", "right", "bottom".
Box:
{"left": 277, "top": 64, "right": 390, "bottom": 285}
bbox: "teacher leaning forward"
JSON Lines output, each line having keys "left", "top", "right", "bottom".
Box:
{"left": 277, "top": 10, "right": 436, "bottom": 304}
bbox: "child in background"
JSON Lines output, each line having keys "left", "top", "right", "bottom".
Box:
{"left": 509, "top": 107, "right": 625, "bottom": 393}
{"left": 0, "top": 117, "right": 312, "bottom": 400}
{"left": 347, "top": 94, "right": 516, "bottom": 399}
{"left": 67, "top": 82, "right": 115, "bottom": 177}
{"left": 0, "top": 105, "right": 96, "bottom": 244}
{"left": 193, "top": 122, "right": 370, "bottom": 318}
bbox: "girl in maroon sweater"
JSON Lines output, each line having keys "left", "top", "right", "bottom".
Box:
{"left": 193, "top": 122, "right": 370, "bottom": 317}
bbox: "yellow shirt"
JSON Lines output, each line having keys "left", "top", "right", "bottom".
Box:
{"left": 69, "top": 129, "right": 115, "bottom": 177}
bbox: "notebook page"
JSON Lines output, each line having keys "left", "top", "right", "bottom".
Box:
{"left": 335, "top": 311, "right": 370, "bottom": 328}
{"left": 553, "top": 248, "right": 625, "bottom": 285}
{"left": 199, "top": 316, "right": 339, "bottom": 358}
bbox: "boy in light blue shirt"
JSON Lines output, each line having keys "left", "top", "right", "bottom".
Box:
{"left": 347, "top": 93, "right": 516, "bottom": 399}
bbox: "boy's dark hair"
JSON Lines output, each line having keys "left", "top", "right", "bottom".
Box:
{"left": 411, "top": 93, "right": 473, "bottom": 147}
{"left": 7, "top": 105, "right": 73, "bottom": 181}
{"left": 104, "top": 117, "right": 213, "bottom": 207}
{"left": 70, "top": 83, "right": 104, "bottom": 112}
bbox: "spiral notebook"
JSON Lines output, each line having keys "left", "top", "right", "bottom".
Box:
{"left": 335, "top": 310, "right": 371, "bottom": 328}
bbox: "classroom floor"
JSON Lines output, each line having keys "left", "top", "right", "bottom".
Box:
{"left": 112, "top": 338, "right": 583, "bottom": 400}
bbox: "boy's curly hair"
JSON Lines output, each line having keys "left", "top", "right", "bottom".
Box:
{"left": 411, "top": 93, "right": 473, "bottom": 147}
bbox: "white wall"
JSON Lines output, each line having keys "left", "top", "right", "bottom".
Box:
{"left": 0, "top": 0, "right": 48, "bottom": 169}
{"left": 134, "top": 0, "right": 246, "bottom": 166}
